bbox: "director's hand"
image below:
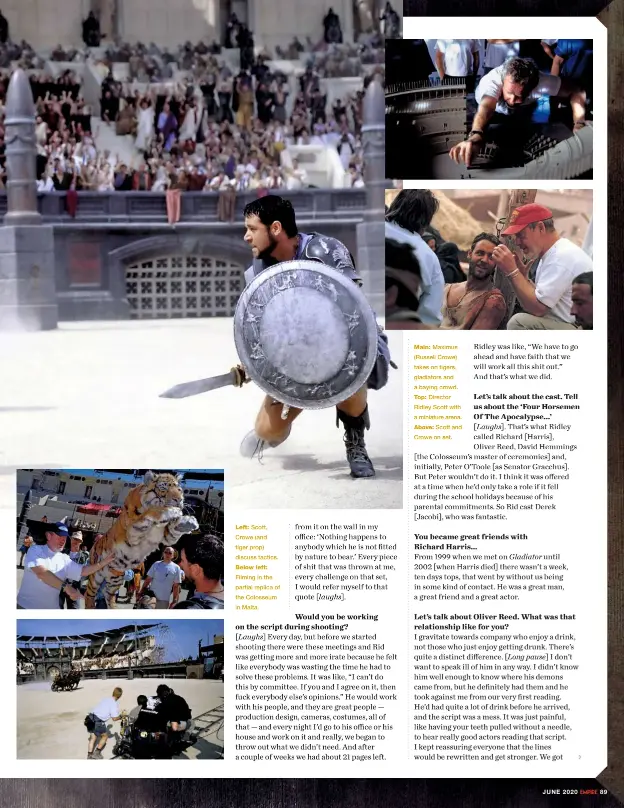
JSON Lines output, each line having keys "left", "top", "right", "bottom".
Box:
{"left": 491, "top": 244, "right": 517, "bottom": 275}
{"left": 449, "top": 140, "right": 477, "bottom": 167}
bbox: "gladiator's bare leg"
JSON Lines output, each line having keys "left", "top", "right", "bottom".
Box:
{"left": 255, "top": 395, "right": 303, "bottom": 442}
{"left": 336, "top": 386, "right": 367, "bottom": 417}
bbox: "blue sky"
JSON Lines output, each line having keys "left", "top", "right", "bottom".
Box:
{"left": 61, "top": 469, "right": 224, "bottom": 491}
{"left": 17, "top": 620, "right": 224, "bottom": 660}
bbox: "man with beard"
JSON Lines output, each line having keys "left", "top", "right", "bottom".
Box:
{"left": 239, "top": 195, "right": 391, "bottom": 479}
{"left": 492, "top": 203, "right": 592, "bottom": 330}
{"left": 173, "top": 534, "right": 224, "bottom": 610}
{"left": 440, "top": 233, "right": 506, "bottom": 330}
{"left": 570, "top": 271, "right": 593, "bottom": 329}
{"left": 449, "top": 56, "right": 588, "bottom": 167}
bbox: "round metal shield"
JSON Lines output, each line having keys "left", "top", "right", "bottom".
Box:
{"left": 234, "top": 259, "right": 378, "bottom": 410}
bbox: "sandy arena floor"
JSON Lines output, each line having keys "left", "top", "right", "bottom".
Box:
{"left": 17, "top": 677, "right": 224, "bottom": 760}
{"left": 0, "top": 319, "right": 403, "bottom": 510}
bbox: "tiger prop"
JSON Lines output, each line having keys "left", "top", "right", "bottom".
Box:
{"left": 84, "top": 471, "right": 199, "bottom": 609}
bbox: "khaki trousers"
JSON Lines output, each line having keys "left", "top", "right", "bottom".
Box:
{"left": 507, "top": 313, "right": 579, "bottom": 331}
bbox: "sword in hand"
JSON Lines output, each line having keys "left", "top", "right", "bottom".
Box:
{"left": 159, "top": 365, "right": 250, "bottom": 399}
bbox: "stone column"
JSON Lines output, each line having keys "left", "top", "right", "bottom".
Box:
{"left": 0, "top": 68, "right": 58, "bottom": 330}
{"left": 356, "top": 75, "right": 385, "bottom": 314}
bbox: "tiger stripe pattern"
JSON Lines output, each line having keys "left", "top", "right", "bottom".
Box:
{"left": 83, "top": 471, "right": 199, "bottom": 609}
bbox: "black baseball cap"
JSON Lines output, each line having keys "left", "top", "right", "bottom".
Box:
{"left": 46, "top": 522, "right": 69, "bottom": 537}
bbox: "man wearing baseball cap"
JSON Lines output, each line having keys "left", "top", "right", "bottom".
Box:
{"left": 61, "top": 530, "right": 88, "bottom": 609}
{"left": 17, "top": 522, "right": 115, "bottom": 609}
{"left": 491, "top": 203, "right": 593, "bottom": 330}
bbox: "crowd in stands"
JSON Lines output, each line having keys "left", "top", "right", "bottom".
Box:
{"left": 94, "top": 25, "right": 383, "bottom": 195}
{"left": 17, "top": 648, "right": 155, "bottom": 674}
{"left": 0, "top": 4, "right": 393, "bottom": 196}
{"left": 95, "top": 78, "right": 371, "bottom": 195}
{"left": 0, "top": 66, "right": 94, "bottom": 191}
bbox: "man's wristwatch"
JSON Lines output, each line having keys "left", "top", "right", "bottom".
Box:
{"left": 468, "top": 129, "right": 484, "bottom": 142}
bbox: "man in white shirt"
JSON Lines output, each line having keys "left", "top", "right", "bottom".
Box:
{"left": 484, "top": 39, "right": 520, "bottom": 70}
{"left": 449, "top": 56, "right": 588, "bottom": 167}
{"left": 86, "top": 687, "right": 123, "bottom": 759}
{"left": 140, "top": 547, "right": 183, "bottom": 609}
{"left": 490, "top": 203, "right": 592, "bottom": 330}
{"left": 17, "top": 522, "right": 114, "bottom": 609}
{"left": 476, "top": 61, "right": 562, "bottom": 116}
{"left": 435, "top": 40, "right": 479, "bottom": 82}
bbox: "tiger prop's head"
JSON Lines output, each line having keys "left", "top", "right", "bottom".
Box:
{"left": 138, "top": 471, "right": 184, "bottom": 509}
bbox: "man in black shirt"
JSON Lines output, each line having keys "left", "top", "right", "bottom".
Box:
{"left": 154, "top": 685, "right": 193, "bottom": 757}
{"left": 173, "top": 534, "right": 224, "bottom": 610}
{"left": 155, "top": 684, "right": 192, "bottom": 731}
{"left": 132, "top": 702, "right": 170, "bottom": 758}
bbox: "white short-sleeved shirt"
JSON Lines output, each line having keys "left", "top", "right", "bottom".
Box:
{"left": 533, "top": 238, "right": 593, "bottom": 323}
{"left": 435, "top": 39, "right": 478, "bottom": 77}
{"left": 476, "top": 66, "right": 562, "bottom": 115}
{"left": 146, "top": 560, "right": 183, "bottom": 602}
{"left": 484, "top": 41, "right": 520, "bottom": 68}
{"left": 541, "top": 39, "right": 558, "bottom": 46}
{"left": 92, "top": 697, "right": 120, "bottom": 722}
{"left": 385, "top": 221, "right": 444, "bottom": 326}
{"left": 17, "top": 545, "right": 84, "bottom": 609}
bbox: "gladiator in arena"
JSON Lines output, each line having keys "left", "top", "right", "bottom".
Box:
{"left": 237, "top": 195, "right": 392, "bottom": 479}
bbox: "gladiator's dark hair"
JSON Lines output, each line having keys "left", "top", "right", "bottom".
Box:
{"left": 385, "top": 237, "right": 422, "bottom": 313}
{"left": 243, "top": 195, "right": 298, "bottom": 237}
{"left": 385, "top": 190, "right": 439, "bottom": 235}
{"left": 573, "top": 271, "right": 593, "bottom": 294}
{"left": 386, "top": 238, "right": 422, "bottom": 275}
{"left": 470, "top": 232, "right": 501, "bottom": 252}
{"left": 503, "top": 57, "right": 540, "bottom": 95}
{"left": 176, "top": 533, "right": 224, "bottom": 581}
